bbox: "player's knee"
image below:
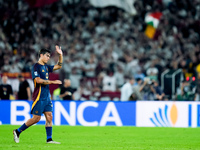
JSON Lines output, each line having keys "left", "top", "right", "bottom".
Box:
{"left": 45, "top": 113, "right": 52, "bottom": 122}
{"left": 47, "top": 114, "right": 53, "bottom": 121}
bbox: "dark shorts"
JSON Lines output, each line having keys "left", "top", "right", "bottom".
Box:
{"left": 31, "top": 98, "right": 53, "bottom": 116}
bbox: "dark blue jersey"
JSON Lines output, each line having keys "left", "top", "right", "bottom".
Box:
{"left": 31, "top": 63, "right": 54, "bottom": 102}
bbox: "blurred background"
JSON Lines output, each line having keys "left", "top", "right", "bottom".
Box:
{"left": 0, "top": 0, "right": 200, "bottom": 101}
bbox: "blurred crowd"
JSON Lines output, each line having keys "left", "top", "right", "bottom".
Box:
{"left": 0, "top": 0, "right": 200, "bottom": 101}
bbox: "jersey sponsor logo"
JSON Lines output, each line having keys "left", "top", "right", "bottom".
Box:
{"left": 42, "top": 70, "right": 45, "bottom": 72}
{"left": 34, "top": 71, "right": 38, "bottom": 76}
{"left": 150, "top": 103, "right": 178, "bottom": 127}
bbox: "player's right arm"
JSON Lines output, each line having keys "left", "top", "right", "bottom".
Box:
{"left": 32, "top": 64, "right": 62, "bottom": 85}
{"left": 34, "top": 77, "right": 62, "bottom": 85}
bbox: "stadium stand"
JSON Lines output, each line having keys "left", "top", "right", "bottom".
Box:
{"left": 0, "top": 0, "right": 200, "bottom": 100}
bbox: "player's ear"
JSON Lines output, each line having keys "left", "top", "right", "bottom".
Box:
{"left": 39, "top": 53, "right": 44, "bottom": 58}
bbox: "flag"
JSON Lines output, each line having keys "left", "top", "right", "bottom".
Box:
{"left": 89, "top": 0, "right": 137, "bottom": 15}
{"left": 144, "top": 12, "right": 162, "bottom": 39}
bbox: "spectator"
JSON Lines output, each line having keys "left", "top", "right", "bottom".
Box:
{"left": 17, "top": 74, "right": 31, "bottom": 100}
{"left": 2, "top": 59, "right": 11, "bottom": 72}
{"left": 136, "top": 78, "right": 148, "bottom": 93}
{"left": 146, "top": 63, "right": 159, "bottom": 82}
{"left": 114, "top": 65, "right": 125, "bottom": 89}
{"left": 60, "top": 79, "right": 74, "bottom": 100}
{"left": 0, "top": 75, "right": 14, "bottom": 100}
{"left": 132, "top": 78, "right": 148, "bottom": 100}
{"left": 62, "top": 57, "right": 71, "bottom": 79}
{"left": 134, "top": 68, "right": 146, "bottom": 81}
{"left": 53, "top": 87, "right": 61, "bottom": 100}
{"left": 195, "top": 70, "right": 200, "bottom": 101}
{"left": 84, "top": 57, "right": 96, "bottom": 78}
{"left": 177, "top": 80, "right": 196, "bottom": 101}
{"left": 120, "top": 77, "right": 135, "bottom": 101}
{"left": 143, "top": 83, "right": 155, "bottom": 100}
{"left": 150, "top": 80, "right": 165, "bottom": 101}
{"left": 69, "top": 68, "right": 81, "bottom": 91}
{"left": 102, "top": 70, "right": 116, "bottom": 92}
{"left": 128, "top": 78, "right": 147, "bottom": 101}
{"left": 73, "top": 78, "right": 92, "bottom": 100}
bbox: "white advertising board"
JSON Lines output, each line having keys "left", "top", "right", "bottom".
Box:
{"left": 136, "top": 101, "right": 200, "bottom": 127}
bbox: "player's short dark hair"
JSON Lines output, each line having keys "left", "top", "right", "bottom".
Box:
{"left": 39, "top": 48, "right": 51, "bottom": 57}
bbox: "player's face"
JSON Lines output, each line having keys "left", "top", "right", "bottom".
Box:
{"left": 42, "top": 52, "right": 51, "bottom": 63}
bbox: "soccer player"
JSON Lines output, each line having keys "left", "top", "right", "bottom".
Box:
{"left": 13, "top": 45, "right": 63, "bottom": 144}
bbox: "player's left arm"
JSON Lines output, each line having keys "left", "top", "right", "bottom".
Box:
{"left": 53, "top": 45, "right": 63, "bottom": 71}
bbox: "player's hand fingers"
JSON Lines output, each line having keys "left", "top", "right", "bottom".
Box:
{"left": 55, "top": 45, "right": 59, "bottom": 51}
{"left": 54, "top": 80, "right": 62, "bottom": 84}
{"left": 57, "top": 80, "right": 62, "bottom": 84}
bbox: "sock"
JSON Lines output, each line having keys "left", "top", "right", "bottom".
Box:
{"left": 17, "top": 123, "right": 29, "bottom": 133}
{"left": 46, "top": 127, "right": 52, "bottom": 140}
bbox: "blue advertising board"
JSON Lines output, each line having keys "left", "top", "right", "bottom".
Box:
{"left": 0, "top": 100, "right": 136, "bottom": 126}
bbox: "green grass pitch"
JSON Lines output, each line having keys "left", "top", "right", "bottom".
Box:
{"left": 0, "top": 125, "right": 199, "bottom": 150}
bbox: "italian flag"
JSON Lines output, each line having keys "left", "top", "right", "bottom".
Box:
{"left": 145, "top": 12, "right": 162, "bottom": 39}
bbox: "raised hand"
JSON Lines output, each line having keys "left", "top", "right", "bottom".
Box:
{"left": 55, "top": 45, "right": 63, "bottom": 55}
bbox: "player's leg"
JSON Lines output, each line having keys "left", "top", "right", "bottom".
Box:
{"left": 13, "top": 100, "right": 43, "bottom": 143}
{"left": 25, "top": 114, "right": 41, "bottom": 126}
{"left": 44, "top": 112, "right": 60, "bottom": 144}
{"left": 13, "top": 115, "right": 41, "bottom": 143}
{"left": 44, "top": 99, "right": 60, "bottom": 144}
{"left": 44, "top": 111, "right": 53, "bottom": 141}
